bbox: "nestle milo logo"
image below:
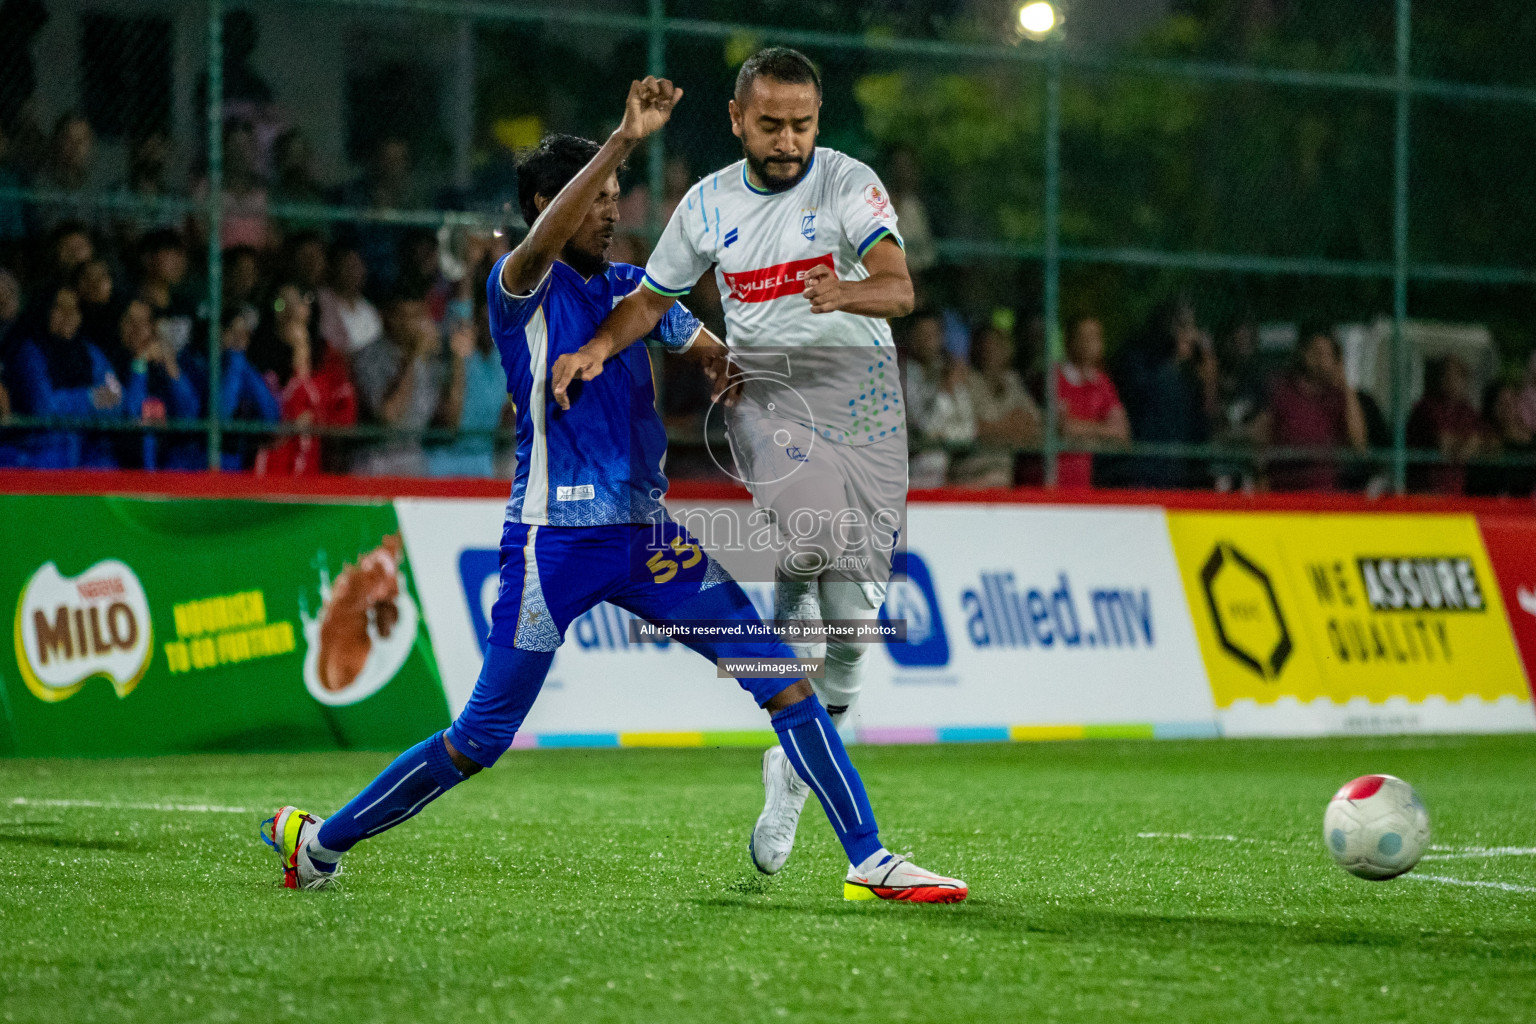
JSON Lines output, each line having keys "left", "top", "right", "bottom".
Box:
{"left": 14, "top": 560, "right": 154, "bottom": 702}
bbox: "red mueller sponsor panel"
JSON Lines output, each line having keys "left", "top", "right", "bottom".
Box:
{"left": 1477, "top": 515, "right": 1536, "bottom": 700}
{"left": 721, "top": 253, "right": 835, "bottom": 303}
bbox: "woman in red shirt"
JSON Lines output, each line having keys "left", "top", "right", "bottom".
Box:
{"left": 254, "top": 283, "right": 357, "bottom": 476}
{"left": 1055, "top": 316, "right": 1130, "bottom": 488}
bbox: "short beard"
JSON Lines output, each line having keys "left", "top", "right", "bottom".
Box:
{"left": 561, "top": 241, "right": 610, "bottom": 279}
{"left": 744, "top": 148, "right": 812, "bottom": 194}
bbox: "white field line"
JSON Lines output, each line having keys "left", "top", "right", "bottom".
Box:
{"left": 1136, "top": 831, "right": 1288, "bottom": 847}
{"left": 1409, "top": 874, "right": 1536, "bottom": 895}
{"left": 1138, "top": 832, "right": 1536, "bottom": 859}
{"left": 10, "top": 797, "right": 251, "bottom": 814}
{"left": 1136, "top": 831, "right": 1536, "bottom": 895}
{"left": 1422, "top": 846, "right": 1536, "bottom": 861}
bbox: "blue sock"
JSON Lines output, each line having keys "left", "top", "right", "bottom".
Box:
{"left": 311, "top": 731, "right": 466, "bottom": 862}
{"left": 770, "top": 696, "right": 883, "bottom": 866}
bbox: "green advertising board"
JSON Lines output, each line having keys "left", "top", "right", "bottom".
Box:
{"left": 0, "top": 496, "right": 448, "bottom": 756}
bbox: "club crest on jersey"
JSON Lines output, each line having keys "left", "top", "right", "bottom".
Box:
{"left": 863, "top": 183, "right": 893, "bottom": 220}
{"left": 800, "top": 211, "right": 816, "bottom": 241}
{"left": 723, "top": 227, "right": 739, "bottom": 248}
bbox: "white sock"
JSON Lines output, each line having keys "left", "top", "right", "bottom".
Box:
{"left": 816, "top": 580, "right": 874, "bottom": 728}
{"left": 305, "top": 836, "right": 344, "bottom": 866}
{"left": 818, "top": 646, "right": 864, "bottom": 728}
{"left": 855, "top": 847, "right": 895, "bottom": 875}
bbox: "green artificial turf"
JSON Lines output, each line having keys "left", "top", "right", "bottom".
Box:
{"left": 2, "top": 735, "right": 1534, "bottom": 1023}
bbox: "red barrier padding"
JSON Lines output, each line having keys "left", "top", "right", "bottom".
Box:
{"left": 0, "top": 468, "right": 512, "bottom": 501}
{"left": 2, "top": 467, "right": 1534, "bottom": 515}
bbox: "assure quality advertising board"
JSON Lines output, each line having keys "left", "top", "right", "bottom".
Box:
{"left": 396, "top": 499, "right": 1218, "bottom": 741}
{"left": 1166, "top": 511, "right": 1536, "bottom": 737}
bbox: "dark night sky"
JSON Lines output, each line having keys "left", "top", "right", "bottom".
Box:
{"left": 1062, "top": 0, "right": 1171, "bottom": 45}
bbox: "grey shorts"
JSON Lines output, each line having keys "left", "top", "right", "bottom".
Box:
{"left": 725, "top": 408, "right": 907, "bottom": 597}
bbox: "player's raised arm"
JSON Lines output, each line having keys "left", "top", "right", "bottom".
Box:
{"left": 553, "top": 124, "right": 718, "bottom": 409}
{"left": 802, "top": 236, "right": 914, "bottom": 319}
{"left": 500, "top": 76, "right": 682, "bottom": 296}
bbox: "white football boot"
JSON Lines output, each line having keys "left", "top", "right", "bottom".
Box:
{"left": 844, "top": 854, "right": 968, "bottom": 903}
{"left": 752, "top": 571, "right": 824, "bottom": 875}
{"left": 261, "top": 805, "right": 342, "bottom": 890}
{"left": 749, "top": 745, "right": 812, "bottom": 875}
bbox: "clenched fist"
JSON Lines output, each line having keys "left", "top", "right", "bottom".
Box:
{"left": 802, "top": 264, "right": 844, "bottom": 315}
{"left": 617, "top": 76, "right": 683, "bottom": 144}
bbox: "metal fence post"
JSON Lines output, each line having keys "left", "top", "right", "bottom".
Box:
{"left": 452, "top": 18, "right": 475, "bottom": 194}
{"left": 205, "top": 0, "right": 225, "bottom": 471}
{"left": 647, "top": 0, "right": 666, "bottom": 238}
{"left": 646, "top": 0, "right": 668, "bottom": 416}
{"left": 1390, "top": 0, "right": 1412, "bottom": 494}
{"left": 1041, "top": 34, "right": 1062, "bottom": 487}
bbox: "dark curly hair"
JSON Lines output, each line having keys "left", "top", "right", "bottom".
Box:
{"left": 516, "top": 134, "right": 605, "bottom": 228}
{"left": 734, "top": 47, "right": 821, "bottom": 104}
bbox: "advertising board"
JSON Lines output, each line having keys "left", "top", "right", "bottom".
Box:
{"left": 398, "top": 499, "right": 1219, "bottom": 744}
{"left": 1166, "top": 512, "right": 1535, "bottom": 736}
{"left": 1, "top": 496, "right": 449, "bottom": 755}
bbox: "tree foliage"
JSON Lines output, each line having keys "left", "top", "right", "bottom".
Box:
{"left": 853, "top": 0, "right": 1536, "bottom": 356}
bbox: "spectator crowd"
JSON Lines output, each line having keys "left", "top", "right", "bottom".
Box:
{"left": 896, "top": 299, "right": 1536, "bottom": 498}
{"left": 2, "top": 95, "right": 1534, "bottom": 493}
{"left": 0, "top": 105, "right": 515, "bottom": 477}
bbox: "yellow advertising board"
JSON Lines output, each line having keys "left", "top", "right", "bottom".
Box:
{"left": 1166, "top": 512, "right": 1533, "bottom": 733}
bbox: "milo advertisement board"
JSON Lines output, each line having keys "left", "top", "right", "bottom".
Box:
{"left": 0, "top": 496, "right": 449, "bottom": 756}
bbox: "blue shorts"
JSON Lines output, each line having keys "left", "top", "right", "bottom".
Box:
{"left": 487, "top": 518, "right": 796, "bottom": 707}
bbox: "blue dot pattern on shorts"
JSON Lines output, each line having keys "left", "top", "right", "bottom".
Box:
{"left": 847, "top": 358, "right": 901, "bottom": 440}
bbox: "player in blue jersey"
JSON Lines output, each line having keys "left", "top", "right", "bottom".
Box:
{"left": 261, "top": 77, "right": 965, "bottom": 903}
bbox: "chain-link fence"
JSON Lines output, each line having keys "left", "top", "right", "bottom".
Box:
{"left": 1, "top": 0, "right": 1534, "bottom": 495}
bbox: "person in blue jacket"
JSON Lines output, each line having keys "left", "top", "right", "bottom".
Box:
{"left": 117, "top": 297, "right": 203, "bottom": 469}
{"left": 182, "top": 304, "right": 280, "bottom": 470}
{"left": 1, "top": 283, "right": 124, "bottom": 468}
{"left": 0, "top": 359, "right": 23, "bottom": 468}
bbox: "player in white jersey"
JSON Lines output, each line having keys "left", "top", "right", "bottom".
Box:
{"left": 552, "top": 48, "right": 915, "bottom": 877}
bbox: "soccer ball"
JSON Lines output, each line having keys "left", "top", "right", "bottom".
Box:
{"left": 1323, "top": 774, "right": 1430, "bottom": 880}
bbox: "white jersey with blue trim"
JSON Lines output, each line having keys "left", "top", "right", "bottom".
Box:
{"left": 488, "top": 255, "right": 701, "bottom": 527}
{"left": 641, "top": 147, "right": 905, "bottom": 446}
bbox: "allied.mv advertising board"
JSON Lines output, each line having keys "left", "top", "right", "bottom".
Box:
{"left": 398, "top": 499, "right": 1219, "bottom": 743}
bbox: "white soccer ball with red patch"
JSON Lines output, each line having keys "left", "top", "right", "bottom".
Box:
{"left": 1323, "top": 774, "right": 1431, "bottom": 880}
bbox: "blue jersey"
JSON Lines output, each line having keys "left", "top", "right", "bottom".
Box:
{"left": 488, "top": 256, "right": 701, "bottom": 527}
